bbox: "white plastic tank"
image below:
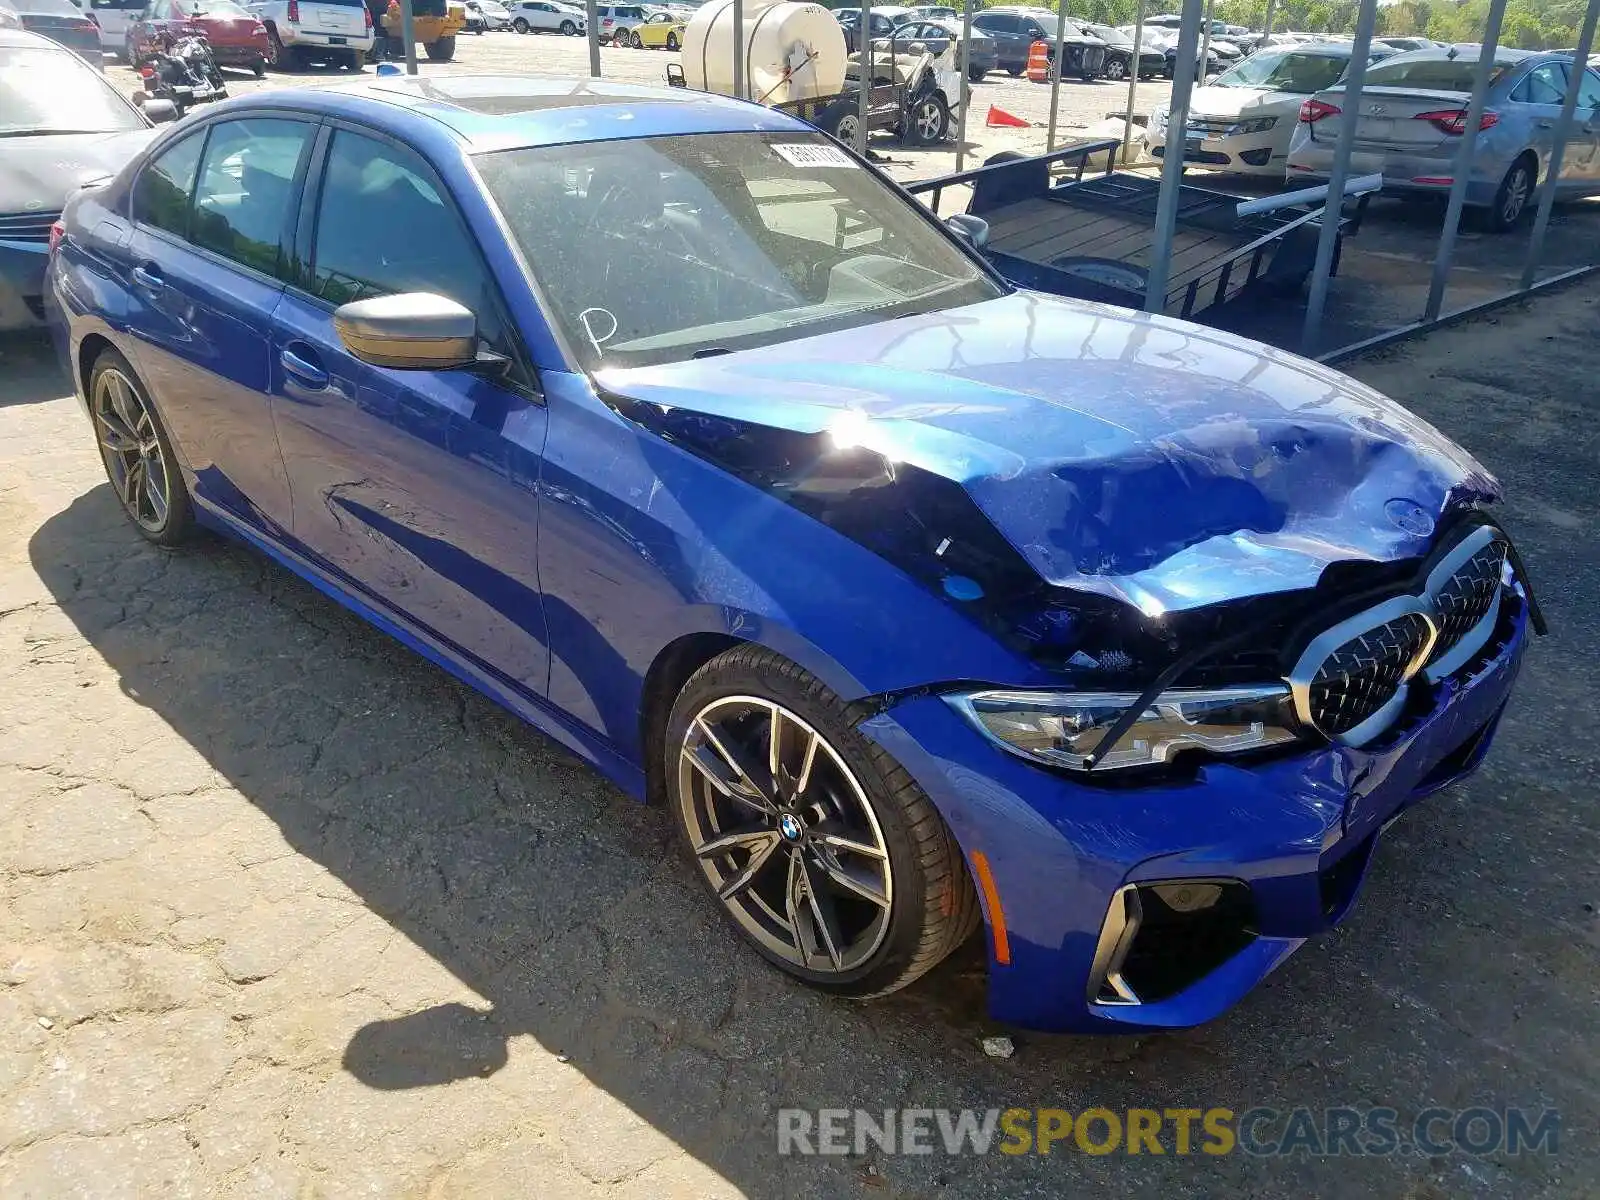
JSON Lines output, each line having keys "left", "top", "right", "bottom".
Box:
{"left": 681, "top": 0, "right": 847, "bottom": 106}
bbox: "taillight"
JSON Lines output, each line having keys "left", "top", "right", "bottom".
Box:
{"left": 252, "top": 20, "right": 266, "bottom": 32}
{"left": 362, "top": 4, "right": 371, "bottom": 26}
{"left": 48, "top": 220, "right": 65, "bottom": 255}
{"left": 1298, "top": 98, "right": 1341, "bottom": 123}
{"left": 85, "top": 10, "right": 99, "bottom": 25}
{"left": 139, "top": 63, "right": 156, "bottom": 76}
{"left": 1414, "top": 108, "right": 1500, "bottom": 135}
{"left": 287, "top": 0, "right": 298, "bottom": 20}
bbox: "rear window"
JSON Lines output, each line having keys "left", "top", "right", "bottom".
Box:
{"left": 19, "top": 0, "right": 84, "bottom": 14}
{"left": 1363, "top": 56, "right": 1512, "bottom": 91}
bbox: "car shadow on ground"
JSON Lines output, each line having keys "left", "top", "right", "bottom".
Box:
{"left": 25, "top": 452, "right": 1593, "bottom": 1195}
{"left": 0, "top": 335, "right": 72, "bottom": 409}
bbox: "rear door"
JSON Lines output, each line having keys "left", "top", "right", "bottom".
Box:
{"left": 1573, "top": 66, "right": 1600, "bottom": 183}
{"left": 972, "top": 12, "right": 1020, "bottom": 68}
{"left": 267, "top": 123, "right": 552, "bottom": 693}
{"left": 1508, "top": 62, "right": 1590, "bottom": 189}
{"left": 123, "top": 114, "right": 312, "bottom": 532}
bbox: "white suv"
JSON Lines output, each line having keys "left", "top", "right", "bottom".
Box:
{"left": 247, "top": 0, "right": 374, "bottom": 69}
{"left": 594, "top": 2, "right": 645, "bottom": 43}
{"left": 508, "top": 0, "right": 582, "bottom": 34}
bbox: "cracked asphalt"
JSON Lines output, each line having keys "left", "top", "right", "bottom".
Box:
{"left": 1, "top": 279, "right": 1598, "bottom": 1197}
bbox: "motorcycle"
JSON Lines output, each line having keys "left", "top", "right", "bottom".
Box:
{"left": 132, "top": 25, "right": 228, "bottom": 117}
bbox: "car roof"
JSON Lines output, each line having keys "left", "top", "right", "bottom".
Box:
{"left": 232, "top": 74, "right": 814, "bottom": 153}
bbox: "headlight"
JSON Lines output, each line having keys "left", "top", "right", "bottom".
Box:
{"left": 1231, "top": 116, "right": 1279, "bottom": 135}
{"left": 948, "top": 685, "right": 1300, "bottom": 773}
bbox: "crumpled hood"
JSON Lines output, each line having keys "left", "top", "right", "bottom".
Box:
{"left": 598, "top": 290, "right": 1497, "bottom": 615}
{"left": 0, "top": 131, "right": 157, "bottom": 219}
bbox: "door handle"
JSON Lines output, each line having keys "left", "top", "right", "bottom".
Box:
{"left": 131, "top": 264, "right": 164, "bottom": 292}
{"left": 1537, "top": 118, "right": 1556, "bottom": 129}
{"left": 280, "top": 344, "right": 329, "bottom": 390}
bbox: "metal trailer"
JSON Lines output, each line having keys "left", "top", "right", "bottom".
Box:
{"left": 908, "top": 145, "right": 1380, "bottom": 324}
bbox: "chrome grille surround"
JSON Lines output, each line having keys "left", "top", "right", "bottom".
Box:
{"left": 1289, "top": 525, "right": 1510, "bottom": 746}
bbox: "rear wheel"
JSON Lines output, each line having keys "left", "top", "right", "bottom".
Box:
{"left": 265, "top": 28, "right": 290, "bottom": 69}
{"left": 816, "top": 99, "right": 861, "bottom": 147}
{"left": 89, "top": 350, "right": 195, "bottom": 547}
{"left": 667, "top": 647, "right": 980, "bottom": 997}
{"left": 559, "top": 18, "right": 575, "bottom": 33}
{"left": 1486, "top": 155, "right": 1535, "bottom": 232}
{"left": 1005, "top": 62, "right": 1024, "bottom": 77}
{"left": 967, "top": 64, "right": 985, "bottom": 83}
{"left": 424, "top": 34, "right": 455, "bottom": 60}
{"left": 666, "top": 31, "right": 678, "bottom": 49}
{"left": 252, "top": 56, "right": 266, "bottom": 76}
{"left": 1104, "top": 55, "right": 1127, "bottom": 81}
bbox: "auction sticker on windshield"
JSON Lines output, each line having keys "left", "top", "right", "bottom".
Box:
{"left": 772, "top": 142, "right": 857, "bottom": 168}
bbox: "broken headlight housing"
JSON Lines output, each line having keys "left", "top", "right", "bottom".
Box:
{"left": 1230, "top": 116, "right": 1279, "bottom": 135}
{"left": 948, "top": 686, "right": 1301, "bottom": 773}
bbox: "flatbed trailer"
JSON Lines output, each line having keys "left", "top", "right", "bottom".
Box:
{"left": 907, "top": 144, "right": 1379, "bottom": 322}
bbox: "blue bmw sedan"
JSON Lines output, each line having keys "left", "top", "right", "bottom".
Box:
{"left": 47, "top": 75, "right": 1540, "bottom": 1032}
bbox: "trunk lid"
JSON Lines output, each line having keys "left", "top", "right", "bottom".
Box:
{"left": 299, "top": 0, "right": 363, "bottom": 32}
{"left": 1305, "top": 85, "right": 1472, "bottom": 151}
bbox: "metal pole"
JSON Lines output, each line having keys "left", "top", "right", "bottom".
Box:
{"left": 1144, "top": 0, "right": 1205, "bottom": 312}
{"left": 1121, "top": 0, "right": 1145, "bottom": 164}
{"left": 399, "top": 0, "right": 417, "bottom": 74}
{"left": 732, "top": 0, "right": 745, "bottom": 99}
{"left": 584, "top": 0, "right": 600, "bottom": 76}
{"left": 956, "top": 0, "right": 974, "bottom": 172}
{"left": 1521, "top": 0, "right": 1600, "bottom": 289}
{"left": 1261, "top": 0, "right": 1276, "bottom": 41}
{"left": 856, "top": 0, "right": 871, "bottom": 154}
{"left": 1046, "top": 1, "right": 1069, "bottom": 152}
{"left": 1424, "top": 0, "right": 1508, "bottom": 320}
{"left": 1198, "top": 0, "right": 1211, "bottom": 82}
{"left": 1301, "top": 0, "right": 1376, "bottom": 350}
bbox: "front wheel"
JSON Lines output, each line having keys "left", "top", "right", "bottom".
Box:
{"left": 967, "top": 65, "right": 985, "bottom": 83}
{"left": 1104, "top": 55, "right": 1127, "bottom": 81}
{"left": 908, "top": 91, "right": 949, "bottom": 145}
{"left": 512, "top": 16, "right": 529, "bottom": 32}
{"left": 1005, "top": 63, "right": 1024, "bottom": 77}
{"left": 667, "top": 647, "right": 980, "bottom": 997}
{"left": 424, "top": 34, "right": 455, "bottom": 60}
{"left": 559, "top": 18, "right": 575, "bottom": 33}
{"left": 89, "top": 350, "right": 195, "bottom": 547}
{"left": 666, "top": 31, "right": 678, "bottom": 49}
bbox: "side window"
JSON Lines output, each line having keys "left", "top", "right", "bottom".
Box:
{"left": 190, "top": 118, "right": 314, "bottom": 277}
{"left": 307, "top": 129, "right": 513, "bottom": 355}
{"left": 1580, "top": 68, "right": 1600, "bottom": 108}
{"left": 131, "top": 131, "right": 205, "bottom": 238}
{"left": 1514, "top": 63, "right": 1568, "bottom": 105}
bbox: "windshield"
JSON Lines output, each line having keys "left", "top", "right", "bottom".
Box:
{"left": 0, "top": 44, "right": 143, "bottom": 135}
{"left": 477, "top": 132, "right": 1001, "bottom": 369}
{"left": 1212, "top": 49, "right": 1350, "bottom": 93}
{"left": 1087, "top": 23, "right": 1130, "bottom": 45}
{"left": 1362, "top": 55, "right": 1511, "bottom": 90}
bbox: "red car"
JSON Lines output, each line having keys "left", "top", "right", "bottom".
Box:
{"left": 127, "top": 0, "right": 267, "bottom": 73}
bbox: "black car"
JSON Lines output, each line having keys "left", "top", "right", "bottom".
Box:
{"left": 889, "top": 17, "right": 999, "bottom": 81}
{"left": 1078, "top": 21, "right": 1163, "bottom": 81}
{"left": 10, "top": 0, "right": 101, "bottom": 63}
{"left": 970, "top": 9, "right": 1105, "bottom": 79}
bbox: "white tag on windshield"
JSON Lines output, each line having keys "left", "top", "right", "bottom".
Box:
{"left": 771, "top": 142, "right": 857, "bottom": 168}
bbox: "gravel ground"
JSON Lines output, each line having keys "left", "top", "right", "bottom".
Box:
{"left": 1, "top": 223, "right": 1598, "bottom": 1197}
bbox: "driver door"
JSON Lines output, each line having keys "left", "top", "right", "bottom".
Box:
{"left": 267, "top": 124, "right": 553, "bottom": 695}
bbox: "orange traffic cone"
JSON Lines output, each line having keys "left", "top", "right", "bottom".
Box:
{"left": 1025, "top": 39, "right": 1051, "bottom": 83}
{"left": 986, "top": 104, "right": 1030, "bottom": 129}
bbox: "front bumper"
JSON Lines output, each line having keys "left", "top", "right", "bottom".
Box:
{"left": 862, "top": 591, "right": 1531, "bottom": 1033}
{"left": 1149, "top": 118, "right": 1289, "bottom": 176}
{"left": 0, "top": 243, "right": 49, "bottom": 332}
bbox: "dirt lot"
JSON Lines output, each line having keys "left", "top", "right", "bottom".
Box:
{"left": 1, "top": 219, "right": 1598, "bottom": 1196}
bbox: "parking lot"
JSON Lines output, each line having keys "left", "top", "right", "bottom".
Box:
{"left": 1, "top": 32, "right": 1598, "bottom": 1199}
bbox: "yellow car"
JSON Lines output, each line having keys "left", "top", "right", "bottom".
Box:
{"left": 630, "top": 10, "right": 684, "bottom": 48}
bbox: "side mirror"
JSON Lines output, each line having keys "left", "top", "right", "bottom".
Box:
{"left": 333, "top": 292, "right": 479, "bottom": 371}
{"left": 945, "top": 212, "right": 990, "bottom": 249}
{"left": 142, "top": 98, "right": 179, "bottom": 123}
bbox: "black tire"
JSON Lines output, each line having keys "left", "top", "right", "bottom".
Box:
{"left": 1104, "top": 55, "right": 1127, "bottom": 81}
{"left": 967, "top": 65, "right": 985, "bottom": 83}
{"left": 88, "top": 348, "right": 195, "bottom": 547}
{"left": 666, "top": 646, "right": 980, "bottom": 998}
{"left": 666, "top": 31, "right": 678, "bottom": 49}
{"left": 265, "top": 27, "right": 290, "bottom": 69}
{"left": 252, "top": 57, "right": 266, "bottom": 77}
{"left": 560, "top": 18, "right": 575, "bottom": 34}
{"left": 815, "top": 98, "right": 861, "bottom": 146}
{"left": 907, "top": 90, "right": 949, "bottom": 145}
{"left": 1486, "top": 155, "right": 1536, "bottom": 232}
{"left": 1005, "top": 62, "right": 1024, "bottom": 77}
{"left": 424, "top": 34, "right": 455, "bottom": 60}
{"left": 631, "top": 29, "right": 644, "bottom": 48}
{"left": 512, "top": 16, "right": 529, "bottom": 32}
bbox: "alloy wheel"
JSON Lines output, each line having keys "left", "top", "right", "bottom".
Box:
{"left": 93, "top": 369, "right": 171, "bottom": 533}
{"left": 677, "top": 696, "right": 894, "bottom": 975}
{"left": 1105, "top": 56, "right": 1126, "bottom": 80}
{"left": 914, "top": 98, "right": 944, "bottom": 142}
{"left": 1503, "top": 165, "right": 1531, "bottom": 225}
